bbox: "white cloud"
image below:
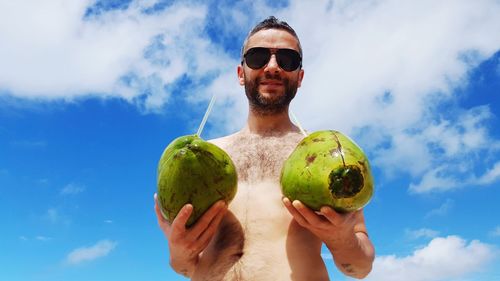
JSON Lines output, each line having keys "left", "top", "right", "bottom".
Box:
{"left": 45, "top": 208, "right": 60, "bottom": 224}
{"left": 489, "top": 226, "right": 500, "bottom": 237}
{"left": 409, "top": 167, "right": 461, "bottom": 193}
{"left": 405, "top": 228, "right": 440, "bottom": 240}
{"left": 289, "top": 0, "right": 494, "bottom": 128}
{"left": 44, "top": 207, "right": 71, "bottom": 225}
{"left": 476, "top": 162, "right": 500, "bottom": 185}
{"left": 425, "top": 199, "right": 454, "bottom": 218}
{"left": 406, "top": 105, "right": 500, "bottom": 192}
{"left": 365, "top": 236, "right": 496, "bottom": 281}
{"left": 60, "top": 183, "right": 85, "bottom": 195}
{"left": 35, "top": 236, "right": 52, "bottom": 242}
{"left": 0, "top": 0, "right": 234, "bottom": 112}
{"left": 410, "top": 160, "right": 500, "bottom": 193}
{"left": 66, "top": 239, "right": 117, "bottom": 265}
{"left": 280, "top": 0, "right": 500, "bottom": 193}
{"left": 19, "top": 235, "right": 53, "bottom": 241}
{"left": 203, "top": 71, "right": 247, "bottom": 138}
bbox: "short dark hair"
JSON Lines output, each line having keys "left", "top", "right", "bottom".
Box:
{"left": 241, "top": 16, "right": 302, "bottom": 59}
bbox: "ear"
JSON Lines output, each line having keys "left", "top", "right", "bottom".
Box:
{"left": 237, "top": 64, "right": 245, "bottom": 86}
{"left": 297, "top": 68, "right": 305, "bottom": 88}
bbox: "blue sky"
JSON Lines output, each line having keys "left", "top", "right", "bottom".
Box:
{"left": 1, "top": 1, "right": 499, "bottom": 280}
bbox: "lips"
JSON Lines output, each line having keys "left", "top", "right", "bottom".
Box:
{"left": 260, "top": 80, "right": 283, "bottom": 87}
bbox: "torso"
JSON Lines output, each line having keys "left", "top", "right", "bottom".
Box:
{"left": 191, "top": 131, "right": 330, "bottom": 281}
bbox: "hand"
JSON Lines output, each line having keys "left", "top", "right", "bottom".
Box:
{"left": 283, "top": 197, "right": 375, "bottom": 278}
{"left": 282, "top": 197, "right": 360, "bottom": 249}
{"left": 154, "top": 193, "right": 227, "bottom": 276}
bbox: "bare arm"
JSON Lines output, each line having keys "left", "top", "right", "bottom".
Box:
{"left": 154, "top": 194, "right": 227, "bottom": 278}
{"left": 324, "top": 211, "right": 375, "bottom": 278}
{"left": 283, "top": 198, "right": 375, "bottom": 279}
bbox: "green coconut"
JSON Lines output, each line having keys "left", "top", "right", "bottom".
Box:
{"left": 157, "top": 134, "right": 237, "bottom": 226}
{"left": 280, "top": 130, "right": 373, "bottom": 212}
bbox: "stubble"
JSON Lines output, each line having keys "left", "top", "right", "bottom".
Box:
{"left": 244, "top": 72, "right": 298, "bottom": 116}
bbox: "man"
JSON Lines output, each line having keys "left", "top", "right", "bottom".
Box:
{"left": 154, "top": 16, "right": 375, "bottom": 280}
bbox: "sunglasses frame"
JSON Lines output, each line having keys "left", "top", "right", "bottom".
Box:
{"left": 242, "top": 47, "right": 302, "bottom": 72}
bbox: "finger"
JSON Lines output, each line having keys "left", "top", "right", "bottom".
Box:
{"left": 171, "top": 203, "right": 194, "bottom": 234}
{"left": 154, "top": 193, "right": 171, "bottom": 227}
{"left": 320, "top": 206, "right": 354, "bottom": 226}
{"left": 292, "top": 200, "right": 328, "bottom": 227}
{"left": 154, "top": 201, "right": 167, "bottom": 224}
{"left": 193, "top": 201, "right": 227, "bottom": 240}
{"left": 154, "top": 193, "right": 171, "bottom": 233}
{"left": 282, "top": 197, "right": 308, "bottom": 226}
{"left": 189, "top": 200, "right": 226, "bottom": 239}
{"left": 195, "top": 205, "right": 228, "bottom": 250}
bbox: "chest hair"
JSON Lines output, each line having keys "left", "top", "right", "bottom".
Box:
{"left": 222, "top": 132, "right": 304, "bottom": 183}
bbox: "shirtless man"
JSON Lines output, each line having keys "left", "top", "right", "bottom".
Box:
{"left": 154, "top": 16, "right": 375, "bottom": 280}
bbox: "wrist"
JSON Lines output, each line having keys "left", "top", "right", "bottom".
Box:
{"left": 170, "top": 255, "right": 199, "bottom": 278}
{"left": 325, "top": 231, "right": 359, "bottom": 253}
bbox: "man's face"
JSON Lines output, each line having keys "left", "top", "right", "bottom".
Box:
{"left": 238, "top": 29, "right": 304, "bottom": 115}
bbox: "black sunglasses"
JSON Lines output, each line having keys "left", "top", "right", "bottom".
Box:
{"left": 243, "top": 47, "right": 302, "bottom": 72}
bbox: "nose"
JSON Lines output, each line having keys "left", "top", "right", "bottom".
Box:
{"left": 264, "top": 54, "right": 280, "bottom": 73}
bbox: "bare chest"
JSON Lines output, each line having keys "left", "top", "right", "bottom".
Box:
{"left": 221, "top": 133, "right": 303, "bottom": 183}
{"left": 215, "top": 133, "right": 305, "bottom": 241}
{"left": 193, "top": 133, "right": 327, "bottom": 281}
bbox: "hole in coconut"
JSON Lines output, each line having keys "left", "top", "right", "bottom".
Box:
{"left": 328, "top": 165, "right": 364, "bottom": 198}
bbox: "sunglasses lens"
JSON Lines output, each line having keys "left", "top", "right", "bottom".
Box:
{"left": 244, "top": 48, "right": 302, "bottom": 71}
{"left": 244, "top": 48, "right": 271, "bottom": 69}
{"left": 277, "top": 49, "right": 301, "bottom": 71}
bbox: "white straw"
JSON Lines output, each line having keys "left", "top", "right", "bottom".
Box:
{"left": 290, "top": 110, "right": 308, "bottom": 137}
{"left": 196, "top": 94, "right": 217, "bottom": 137}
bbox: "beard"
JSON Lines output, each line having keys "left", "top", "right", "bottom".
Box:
{"left": 244, "top": 73, "right": 298, "bottom": 116}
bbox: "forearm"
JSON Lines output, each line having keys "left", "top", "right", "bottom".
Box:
{"left": 327, "top": 232, "right": 375, "bottom": 279}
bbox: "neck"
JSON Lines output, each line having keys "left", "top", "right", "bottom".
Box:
{"left": 243, "top": 106, "right": 300, "bottom": 136}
